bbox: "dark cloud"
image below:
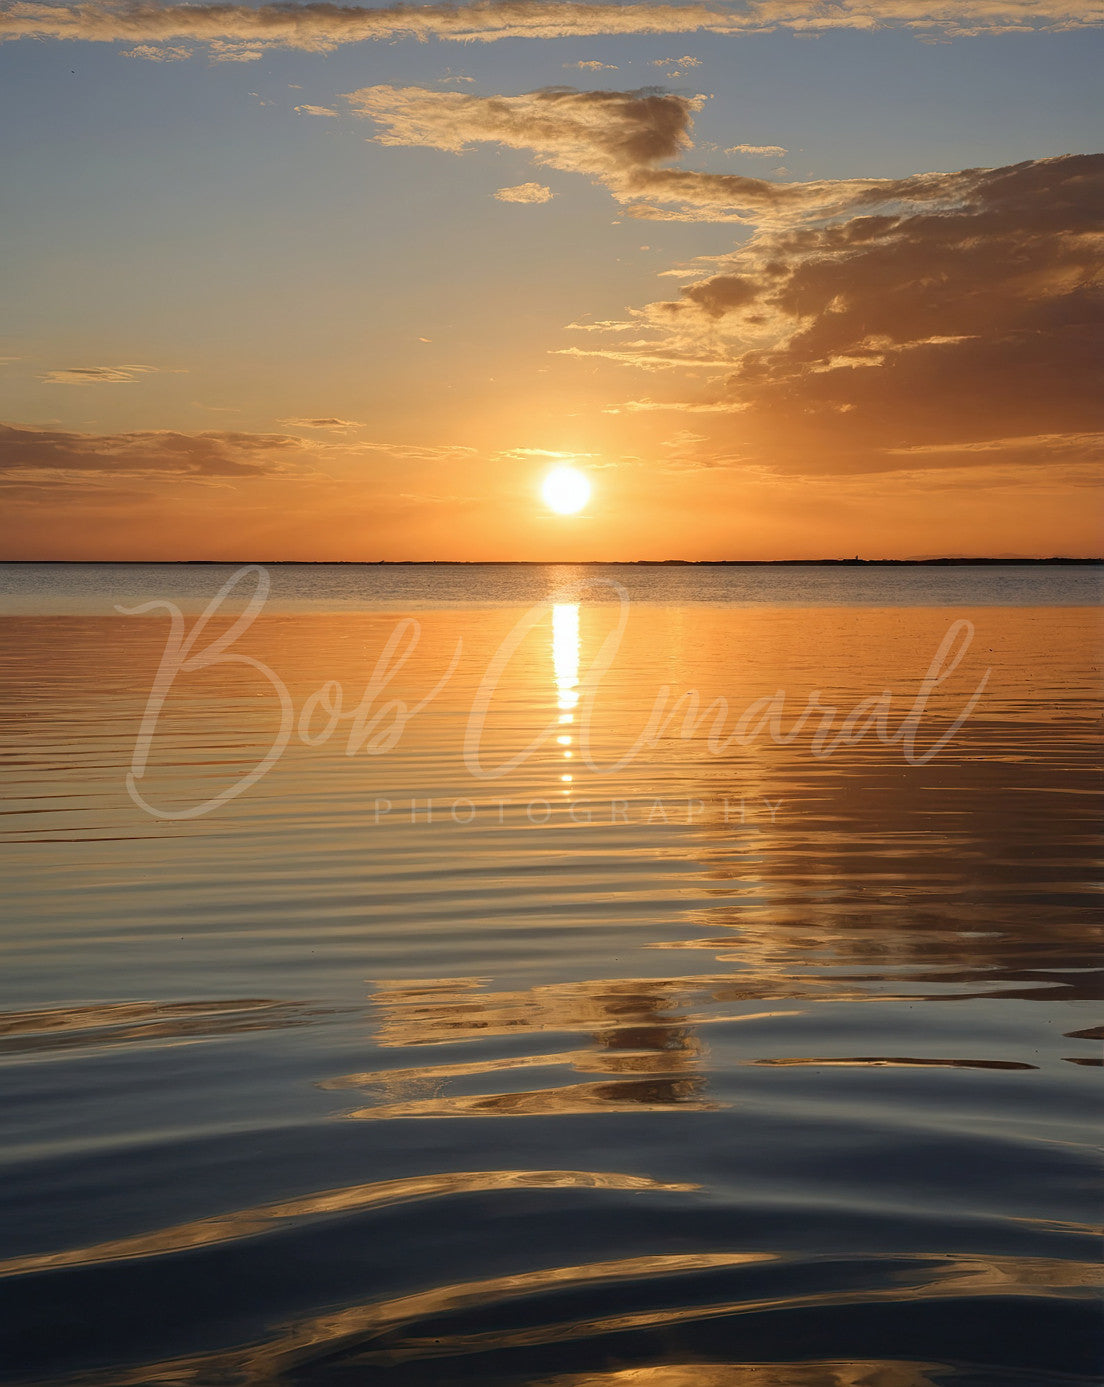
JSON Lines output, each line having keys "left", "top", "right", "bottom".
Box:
{"left": 355, "top": 81, "right": 1100, "bottom": 472}
{"left": 581, "top": 154, "right": 1104, "bottom": 471}
{"left": 0, "top": 423, "right": 308, "bottom": 478}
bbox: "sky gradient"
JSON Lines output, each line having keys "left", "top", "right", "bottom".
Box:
{"left": 1, "top": 0, "right": 1101, "bottom": 559}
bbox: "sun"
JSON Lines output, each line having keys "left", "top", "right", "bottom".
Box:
{"left": 541, "top": 466, "right": 590, "bottom": 515}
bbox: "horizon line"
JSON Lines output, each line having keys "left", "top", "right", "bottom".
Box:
{"left": 0, "top": 557, "right": 1101, "bottom": 567}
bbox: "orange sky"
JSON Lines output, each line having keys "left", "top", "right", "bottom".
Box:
{"left": 0, "top": 9, "right": 1100, "bottom": 558}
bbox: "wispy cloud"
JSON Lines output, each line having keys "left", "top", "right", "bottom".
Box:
{"left": 556, "top": 342, "right": 733, "bottom": 370}
{"left": 359, "top": 441, "right": 479, "bottom": 463}
{"left": 3, "top": 0, "right": 1097, "bottom": 62}
{"left": 120, "top": 42, "right": 191, "bottom": 60}
{"left": 651, "top": 54, "right": 703, "bottom": 75}
{"left": 886, "top": 432, "right": 1104, "bottom": 461}
{"left": 0, "top": 422, "right": 310, "bottom": 477}
{"left": 566, "top": 318, "right": 638, "bottom": 332}
{"left": 603, "top": 397, "right": 745, "bottom": 413}
{"left": 493, "top": 181, "right": 553, "bottom": 203}
{"left": 496, "top": 446, "right": 599, "bottom": 460}
{"left": 278, "top": 416, "right": 362, "bottom": 431}
{"left": 294, "top": 103, "right": 339, "bottom": 117}
{"left": 40, "top": 364, "right": 162, "bottom": 384}
{"left": 726, "top": 143, "right": 787, "bottom": 157}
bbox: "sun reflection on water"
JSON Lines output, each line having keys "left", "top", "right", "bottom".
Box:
{"left": 553, "top": 602, "right": 580, "bottom": 788}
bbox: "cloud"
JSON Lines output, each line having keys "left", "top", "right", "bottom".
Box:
{"left": 726, "top": 143, "right": 788, "bottom": 157}
{"left": 345, "top": 85, "right": 698, "bottom": 181}
{"left": 3, "top": 0, "right": 1097, "bottom": 61}
{"left": 345, "top": 84, "right": 990, "bottom": 224}
{"left": 886, "top": 431, "right": 1104, "bottom": 460}
{"left": 496, "top": 446, "right": 599, "bottom": 460}
{"left": 39, "top": 363, "right": 161, "bottom": 384}
{"left": 556, "top": 341, "right": 732, "bottom": 370}
{"left": 493, "top": 181, "right": 554, "bottom": 203}
{"left": 619, "top": 201, "right": 752, "bottom": 223}
{"left": 651, "top": 53, "right": 703, "bottom": 74}
{"left": 660, "top": 426, "right": 708, "bottom": 455}
{"left": 566, "top": 318, "right": 638, "bottom": 331}
{"left": 207, "top": 39, "right": 264, "bottom": 61}
{"left": 568, "top": 60, "right": 619, "bottom": 71}
{"left": 603, "top": 397, "right": 744, "bottom": 412}
{"left": 0, "top": 422, "right": 309, "bottom": 478}
{"left": 120, "top": 42, "right": 191, "bottom": 60}
{"left": 278, "top": 416, "right": 362, "bottom": 430}
{"left": 359, "top": 441, "right": 479, "bottom": 463}
{"left": 341, "top": 80, "right": 1102, "bottom": 476}
{"left": 587, "top": 153, "right": 1104, "bottom": 473}
{"left": 294, "top": 103, "right": 339, "bottom": 118}
{"left": 0, "top": 477, "right": 150, "bottom": 504}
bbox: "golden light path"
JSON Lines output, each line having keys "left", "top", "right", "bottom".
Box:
{"left": 553, "top": 602, "right": 580, "bottom": 787}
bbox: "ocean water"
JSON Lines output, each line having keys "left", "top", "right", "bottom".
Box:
{"left": 0, "top": 564, "right": 1100, "bottom": 1387}
{"left": 0, "top": 560, "right": 1100, "bottom": 614}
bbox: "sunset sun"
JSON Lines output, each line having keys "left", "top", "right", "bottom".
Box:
{"left": 541, "top": 466, "right": 591, "bottom": 515}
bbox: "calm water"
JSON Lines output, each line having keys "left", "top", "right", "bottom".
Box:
{"left": 0, "top": 561, "right": 1101, "bottom": 613}
{"left": 0, "top": 565, "right": 1100, "bottom": 1386}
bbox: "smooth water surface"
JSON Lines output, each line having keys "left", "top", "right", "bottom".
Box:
{"left": 0, "top": 565, "right": 1100, "bottom": 1386}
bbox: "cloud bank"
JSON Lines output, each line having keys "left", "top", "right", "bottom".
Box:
{"left": 0, "top": 423, "right": 309, "bottom": 478}
{"left": 594, "top": 152, "right": 1104, "bottom": 473}
{"left": 2, "top": 0, "right": 1100, "bottom": 61}
{"left": 353, "top": 80, "right": 1100, "bottom": 480}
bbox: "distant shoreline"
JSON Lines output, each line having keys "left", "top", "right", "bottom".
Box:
{"left": 1, "top": 558, "right": 1100, "bottom": 567}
